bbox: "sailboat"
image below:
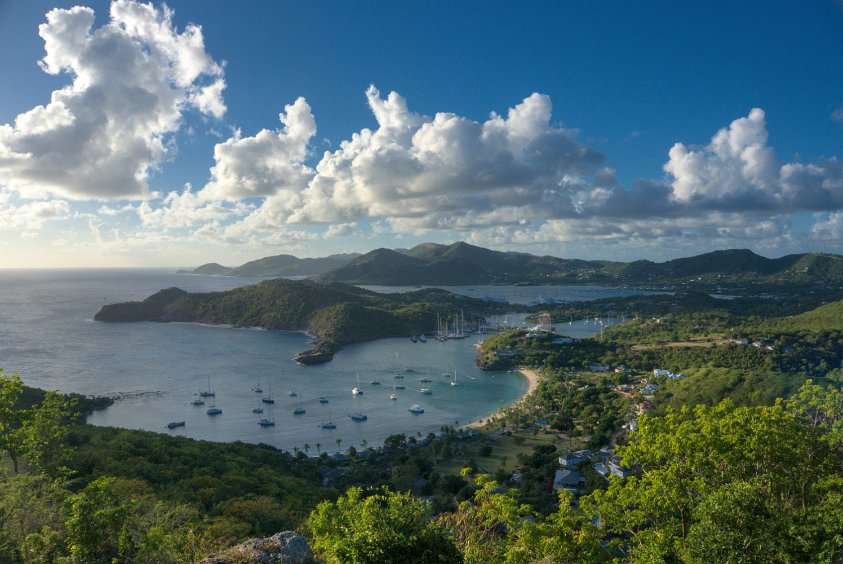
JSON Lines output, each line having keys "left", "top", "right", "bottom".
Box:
{"left": 206, "top": 397, "right": 222, "bottom": 415}
{"left": 408, "top": 404, "right": 424, "bottom": 414}
{"left": 320, "top": 408, "right": 336, "bottom": 429}
{"left": 352, "top": 372, "right": 363, "bottom": 396}
{"left": 349, "top": 394, "right": 367, "bottom": 421}
{"left": 262, "top": 380, "right": 275, "bottom": 404}
{"left": 390, "top": 381, "right": 398, "bottom": 400}
{"left": 293, "top": 394, "right": 306, "bottom": 415}
{"left": 258, "top": 412, "right": 275, "bottom": 427}
{"left": 199, "top": 375, "right": 215, "bottom": 397}
{"left": 450, "top": 369, "right": 459, "bottom": 386}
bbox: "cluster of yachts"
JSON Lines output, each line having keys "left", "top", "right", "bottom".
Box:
{"left": 166, "top": 368, "right": 466, "bottom": 431}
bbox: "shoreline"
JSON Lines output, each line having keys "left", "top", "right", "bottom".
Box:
{"left": 465, "top": 367, "right": 540, "bottom": 429}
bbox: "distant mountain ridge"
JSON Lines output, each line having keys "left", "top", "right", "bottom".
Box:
{"left": 314, "top": 243, "right": 843, "bottom": 286}
{"left": 178, "top": 253, "right": 360, "bottom": 277}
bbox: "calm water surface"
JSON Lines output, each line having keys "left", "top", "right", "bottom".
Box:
{"left": 0, "top": 269, "right": 622, "bottom": 452}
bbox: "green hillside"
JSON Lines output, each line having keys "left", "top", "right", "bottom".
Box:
{"left": 316, "top": 242, "right": 843, "bottom": 286}
{"left": 178, "top": 253, "right": 359, "bottom": 277}
{"left": 94, "top": 279, "right": 495, "bottom": 361}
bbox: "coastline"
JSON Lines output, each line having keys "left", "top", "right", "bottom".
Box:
{"left": 465, "top": 367, "right": 540, "bottom": 429}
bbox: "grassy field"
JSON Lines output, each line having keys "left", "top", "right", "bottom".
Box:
{"left": 433, "top": 425, "right": 585, "bottom": 476}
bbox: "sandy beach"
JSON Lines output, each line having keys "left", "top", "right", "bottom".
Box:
{"left": 465, "top": 367, "right": 540, "bottom": 429}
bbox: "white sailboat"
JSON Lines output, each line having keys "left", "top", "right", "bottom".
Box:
{"left": 450, "top": 369, "right": 459, "bottom": 386}
{"left": 390, "top": 381, "right": 398, "bottom": 400}
{"left": 352, "top": 372, "right": 363, "bottom": 396}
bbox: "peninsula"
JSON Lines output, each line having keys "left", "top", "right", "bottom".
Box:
{"left": 94, "top": 278, "right": 498, "bottom": 363}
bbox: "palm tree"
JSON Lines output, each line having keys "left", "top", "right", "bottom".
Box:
{"left": 361, "top": 439, "right": 368, "bottom": 450}
{"left": 293, "top": 446, "right": 299, "bottom": 456}
{"left": 304, "top": 443, "right": 310, "bottom": 456}
{"left": 316, "top": 442, "right": 322, "bottom": 454}
{"left": 336, "top": 438, "right": 342, "bottom": 451}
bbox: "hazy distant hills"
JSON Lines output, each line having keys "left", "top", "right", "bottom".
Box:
{"left": 315, "top": 243, "right": 843, "bottom": 286}
{"left": 180, "top": 242, "right": 843, "bottom": 286}
{"left": 178, "top": 253, "right": 360, "bottom": 277}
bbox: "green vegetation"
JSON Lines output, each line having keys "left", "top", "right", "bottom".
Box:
{"left": 0, "top": 369, "right": 330, "bottom": 562}
{"left": 307, "top": 486, "right": 461, "bottom": 563}
{"left": 7, "top": 273, "right": 843, "bottom": 561}
{"left": 316, "top": 242, "right": 843, "bottom": 286}
{"left": 94, "top": 279, "right": 502, "bottom": 363}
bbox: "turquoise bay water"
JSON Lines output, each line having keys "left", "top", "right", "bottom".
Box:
{"left": 0, "top": 269, "right": 626, "bottom": 452}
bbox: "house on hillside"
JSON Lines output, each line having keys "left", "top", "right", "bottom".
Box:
{"left": 559, "top": 450, "right": 592, "bottom": 468}
{"left": 553, "top": 469, "right": 585, "bottom": 491}
{"left": 608, "top": 457, "right": 634, "bottom": 478}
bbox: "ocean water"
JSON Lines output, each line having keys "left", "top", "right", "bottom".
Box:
{"left": 0, "top": 269, "right": 621, "bottom": 452}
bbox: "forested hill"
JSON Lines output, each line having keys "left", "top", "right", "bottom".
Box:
{"left": 93, "top": 279, "right": 492, "bottom": 356}
{"left": 759, "top": 298, "right": 843, "bottom": 333}
{"left": 314, "top": 242, "right": 843, "bottom": 286}
{"left": 177, "top": 252, "right": 360, "bottom": 277}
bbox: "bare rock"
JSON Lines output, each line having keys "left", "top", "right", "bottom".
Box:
{"left": 200, "top": 531, "right": 313, "bottom": 564}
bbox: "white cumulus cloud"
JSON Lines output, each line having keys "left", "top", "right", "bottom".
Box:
{"left": 0, "top": 0, "right": 225, "bottom": 200}
{"left": 216, "top": 86, "right": 607, "bottom": 236}
{"left": 201, "top": 97, "right": 316, "bottom": 201}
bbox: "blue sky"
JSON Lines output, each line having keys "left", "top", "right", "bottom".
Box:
{"left": 1, "top": 0, "right": 842, "bottom": 267}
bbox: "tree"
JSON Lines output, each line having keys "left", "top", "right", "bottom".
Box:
{"left": 0, "top": 370, "right": 24, "bottom": 473}
{"left": 20, "top": 391, "right": 77, "bottom": 477}
{"left": 307, "top": 486, "right": 461, "bottom": 563}
{"left": 580, "top": 382, "right": 843, "bottom": 562}
{"left": 65, "top": 477, "right": 130, "bottom": 561}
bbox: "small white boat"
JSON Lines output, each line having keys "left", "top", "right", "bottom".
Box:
{"left": 192, "top": 399, "right": 205, "bottom": 406}
{"left": 288, "top": 390, "right": 297, "bottom": 397}
{"left": 408, "top": 405, "right": 424, "bottom": 414}
{"left": 318, "top": 397, "right": 329, "bottom": 403}
{"left": 390, "top": 393, "right": 398, "bottom": 400}
{"left": 258, "top": 418, "right": 275, "bottom": 427}
{"left": 293, "top": 407, "right": 306, "bottom": 415}
{"left": 419, "top": 388, "right": 432, "bottom": 394}
{"left": 252, "top": 407, "right": 264, "bottom": 414}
